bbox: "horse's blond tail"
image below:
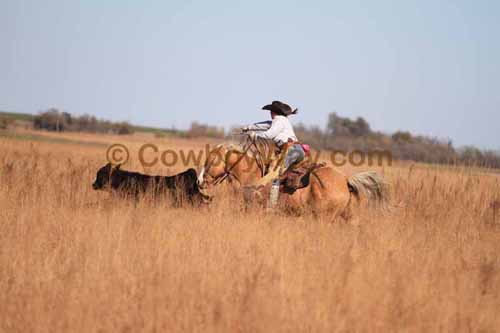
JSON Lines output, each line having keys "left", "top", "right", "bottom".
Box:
{"left": 347, "top": 171, "right": 389, "bottom": 207}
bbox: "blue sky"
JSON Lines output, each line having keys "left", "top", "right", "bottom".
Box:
{"left": 1, "top": 0, "right": 499, "bottom": 148}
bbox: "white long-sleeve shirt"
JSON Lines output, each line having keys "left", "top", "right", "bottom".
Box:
{"left": 247, "top": 115, "right": 298, "bottom": 146}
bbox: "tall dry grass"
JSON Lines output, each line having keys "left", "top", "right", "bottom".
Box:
{"left": 1, "top": 136, "right": 500, "bottom": 332}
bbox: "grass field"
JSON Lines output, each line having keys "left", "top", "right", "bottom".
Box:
{"left": 1, "top": 130, "right": 499, "bottom": 332}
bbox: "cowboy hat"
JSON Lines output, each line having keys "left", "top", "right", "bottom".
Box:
{"left": 262, "top": 101, "right": 298, "bottom": 116}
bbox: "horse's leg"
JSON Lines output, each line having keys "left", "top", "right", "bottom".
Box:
{"left": 338, "top": 191, "right": 354, "bottom": 222}
{"left": 339, "top": 207, "right": 352, "bottom": 223}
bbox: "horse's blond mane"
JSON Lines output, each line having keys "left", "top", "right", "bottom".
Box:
{"left": 226, "top": 143, "right": 246, "bottom": 153}
{"left": 209, "top": 140, "right": 278, "bottom": 169}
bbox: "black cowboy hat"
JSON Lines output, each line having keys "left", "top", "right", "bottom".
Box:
{"left": 262, "top": 101, "right": 298, "bottom": 116}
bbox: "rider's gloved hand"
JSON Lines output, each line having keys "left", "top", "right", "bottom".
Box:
{"left": 241, "top": 126, "right": 250, "bottom": 133}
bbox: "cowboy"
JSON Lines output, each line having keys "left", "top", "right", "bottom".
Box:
{"left": 242, "top": 101, "right": 306, "bottom": 208}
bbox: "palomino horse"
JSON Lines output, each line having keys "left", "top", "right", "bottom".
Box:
{"left": 197, "top": 138, "right": 388, "bottom": 219}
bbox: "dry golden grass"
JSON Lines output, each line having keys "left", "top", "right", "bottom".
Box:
{"left": 1, "top": 132, "right": 500, "bottom": 332}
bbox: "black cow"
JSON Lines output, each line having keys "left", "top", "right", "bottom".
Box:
{"left": 92, "top": 163, "right": 210, "bottom": 205}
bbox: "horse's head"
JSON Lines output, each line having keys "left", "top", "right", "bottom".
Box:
{"left": 198, "top": 139, "right": 279, "bottom": 191}
{"left": 198, "top": 144, "right": 228, "bottom": 190}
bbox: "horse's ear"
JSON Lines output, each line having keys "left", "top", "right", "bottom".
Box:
{"left": 114, "top": 163, "right": 121, "bottom": 170}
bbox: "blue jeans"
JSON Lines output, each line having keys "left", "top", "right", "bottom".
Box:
{"left": 284, "top": 144, "right": 305, "bottom": 169}
{"left": 269, "top": 144, "right": 304, "bottom": 208}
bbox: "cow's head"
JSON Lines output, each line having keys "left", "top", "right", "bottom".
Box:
{"left": 92, "top": 163, "right": 120, "bottom": 190}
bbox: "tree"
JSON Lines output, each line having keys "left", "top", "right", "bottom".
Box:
{"left": 327, "top": 112, "right": 371, "bottom": 137}
{"left": 392, "top": 131, "right": 413, "bottom": 143}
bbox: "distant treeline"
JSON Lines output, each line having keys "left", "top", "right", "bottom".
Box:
{"left": 184, "top": 122, "right": 225, "bottom": 139}
{"left": 0, "top": 116, "right": 13, "bottom": 130}
{"left": 34, "top": 109, "right": 134, "bottom": 135}
{"left": 0, "top": 111, "right": 32, "bottom": 129}
{"left": 32, "top": 109, "right": 226, "bottom": 139}
{"left": 8, "top": 108, "right": 500, "bottom": 168}
{"left": 295, "top": 113, "right": 500, "bottom": 169}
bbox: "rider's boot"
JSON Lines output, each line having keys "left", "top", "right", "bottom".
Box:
{"left": 267, "top": 178, "right": 280, "bottom": 210}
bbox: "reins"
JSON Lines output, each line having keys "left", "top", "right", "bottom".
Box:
{"left": 204, "top": 136, "right": 275, "bottom": 187}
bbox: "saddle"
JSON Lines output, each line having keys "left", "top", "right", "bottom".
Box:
{"left": 280, "top": 161, "right": 326, "bottom": 194}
